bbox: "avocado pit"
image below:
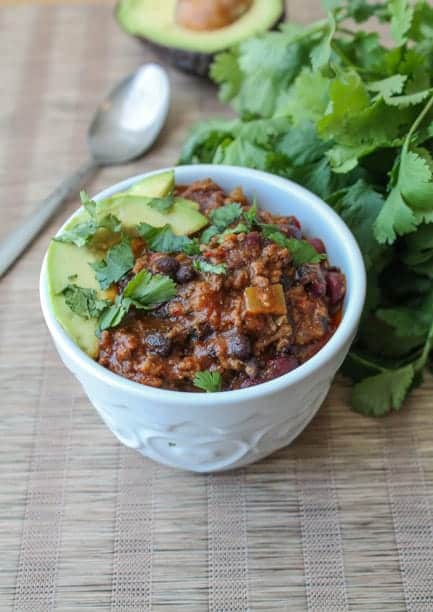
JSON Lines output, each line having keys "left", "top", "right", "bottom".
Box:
{"left": 175, "top": 0, "right": 252, "bottom": 31}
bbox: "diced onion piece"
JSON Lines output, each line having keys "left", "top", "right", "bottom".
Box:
{"left": 244, "top": 284, "right": 287, "bottom": 315}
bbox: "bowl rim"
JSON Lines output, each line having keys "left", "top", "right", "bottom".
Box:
{"left": 40, "top": 164, "right": 366, "bottom": 406}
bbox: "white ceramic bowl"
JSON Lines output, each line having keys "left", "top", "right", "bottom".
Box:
{"left": 40, "top": 165, "right": 365, "bottom": 472}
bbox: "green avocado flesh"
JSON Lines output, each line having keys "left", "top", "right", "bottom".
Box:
{"left": 97, "top": 195, "right": 204, "bottom": 233}
{"left": 126, "top": 170, "right": 174, "bottom": 196}
{"left": 116, "top": 0, "right": 284, "bottom": 53}
{"left": 47, "top": 170, "right": 207, "bottom": 357}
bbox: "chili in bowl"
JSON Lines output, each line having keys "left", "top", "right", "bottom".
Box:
{"left": 40, "top": 165, "right": 365, "bottom": 472}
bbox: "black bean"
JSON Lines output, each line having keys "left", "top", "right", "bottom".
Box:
{"left": 206, "top": 343, "right": 218, "bottom": 359}
{"left": 154, "top": 255, "right": 179, "bottom": 277}
{"left": 117, "top": 272, "right": 134, "bottom": 293}
{"left": 227, "top": 334, "right": 251, "bottom": 361}
{"left": 144, "top": 332, "right": 172, "bottom": 357}
{"left": 151, "top": 302, "right": 170, "bottom": 319}
{"left": 280, "top": 274, "right": 293, "bottom": 290}
{"left": 197, "top": 323, "right": 213, "bottom": 340}
{"left": 176, "top": 265, "right": 196, "bottom": 284}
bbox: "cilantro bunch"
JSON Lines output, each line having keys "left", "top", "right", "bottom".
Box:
{"left": 180, "top": 0, "right": 433, "bottom": 415}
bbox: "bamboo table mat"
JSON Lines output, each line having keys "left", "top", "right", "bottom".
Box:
{"left": 1, "top": 3, "right": 433, "bottom": 610}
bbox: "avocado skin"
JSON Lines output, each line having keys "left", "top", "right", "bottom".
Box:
{"left": 115, "top": 3, "right": 285, "bottom": 78}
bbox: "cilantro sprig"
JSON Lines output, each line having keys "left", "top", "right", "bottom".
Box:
{"left": 98, "top": 270, "right": 176, "bottom": 332}
{"left": 200, "top": 202, "right": 243, "bottom": 243}
{"left": 61, "top": 270, "right": 176, "bottom": 333}
{"left": 55, "top": 191, "right": 122, "bottom": 247}
{"left": 147, "top": 194, "right": 174, "bottom": 213}
{"left": 137, "top": 223, "right": 200, "bottom": 255}
{"left": 60, "top": 285, "right": 111, "bottom": 320}
{"left": 180, "top": 0, "right": 433, "bottom": 414}
{"left": 193, "top": 370, "right": 222, "bottom": 393}
{"left": 259, "top": 223, "right": 325, "bottom": 266}
{"left": 90, "top": 238, "right": 134, "bottom": 290}
{"left": 193, "top": 259, "right": 227, "bottom": 275}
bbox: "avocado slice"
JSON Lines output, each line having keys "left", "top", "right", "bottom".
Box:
{"left": 125, "top": 172, "right": 199, "bottom": 210}
{"left": 47, "top": 171, "right": 208, "bottom": 357}
{"left": 127, "top": 170, "right": 174, "bottom": 197}
{"left": 96, "top": 195, "right": 206, "bottom": 234}
{"left": 47, "top": 233, "right": 107, "bottom": 357}
{"left": 116, "top": 0, "right": 285, "bottom": 76}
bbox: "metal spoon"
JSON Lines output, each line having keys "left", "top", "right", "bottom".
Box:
{"left": 0, "top": 63, "right": 170, "bottom": 278}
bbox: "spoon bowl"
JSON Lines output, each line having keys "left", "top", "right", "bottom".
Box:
{"left": 89, "top": 64, "right": 170, "bottom": 165}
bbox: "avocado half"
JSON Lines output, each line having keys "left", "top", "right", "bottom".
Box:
{"left": 116, "top": 0, "right": 285, "bottom": 77}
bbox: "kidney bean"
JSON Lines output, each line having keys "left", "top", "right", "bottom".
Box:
{"left": 245, "top": 232, "right": 263, "bottom": 255}
{"left": 264, "top": 356, "right": 298, "bottom": 380}
{"left": 308, "top": 238, "right": 327, "bottom": 254}
{"left": 239, "top": 377, "right": 262, "bottom": 389}
{"left": 326, "top": 270, "right": 346, "bottom": 305}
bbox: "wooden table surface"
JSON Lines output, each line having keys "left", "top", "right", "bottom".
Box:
{"left": 1, "top": 2, "right": 433, "bottom": 611}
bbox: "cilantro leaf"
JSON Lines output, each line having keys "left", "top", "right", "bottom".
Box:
{"left": 97, "top": 296, "right": 129, "bottom": 333}
{"left": 218, "top": 222, "right": 250, "bottom": 243}
{"left": 193, "top": 370, "right": 222, "bottom": 393}
{"left": 276, "top": 120, "right": 330, "bottom": 166}
{"left": 368, "top": 74, "right": 407, "bottom": 97}
{"left": 55, "top": 191, "right": 122, "bottom": 247}
{"left": 310, "top": 12, "right": 336, "bottom": 72}
{"left": 80, "top": 190, "right": 97, "bottom": 217}
{"left": 209, "top": 203, "right": 243, "bottom": 230}
{"left": 181, "top": 239, "right": 201, "bottom": 256}
{"left": 97, "top": 270, "right": 176, "bottom": 332}
{"left": 54, "top": 220, "right": 98, "bottom": 248}
{"left": 90, "top": 239, "right": 134, "bottom": 290}
{"left": 389, "top": 0, "right": 414, "bottom": 47}
{"left": 200, "top": 225, "right": 220, "bottom": 244}
{"left": 260, "top": 224, "right": 325, "bottom": 265}
{"left": 60, "top": 284, "right": 110, "bottom": 320}
{"left": 124, "top": 269, "right": 176, "bottom": 309}
{"left": 147, "top": 194, "right": 174, "bottom": 213}
{"left": 137, "top": 223, "right": 198, "bottom": 254}
{"left": 210, "top": 48, "right": 242, "bottom": 102}
{"left": 383, "top": 89, "right": 431, "bottom": 108}
{"left": 243, "top": 199, "right": 258, "bottom": 227}
{"left": 352, "top": 364, "right": 415, "bottom": 416}
{"left": 399, "top": 146, "right": 433, "bottom": 209}
{"left": 193, "top": 259, "right": 227, "bottom": 275}
{"left": 333, "top": 180, "right": 387, "bottom": 269}
{"left": 98, "top": 214, "right": 122, "bottom": 233}
{"left": 373, "top": 186, "right": 417, "bottom": 244}
{"left": 376, "top": 307, "right": 430, "bottom": 338}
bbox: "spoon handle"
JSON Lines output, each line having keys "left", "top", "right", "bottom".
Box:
{"left": 0, "top": 159, "right": 98, "bottom": 278}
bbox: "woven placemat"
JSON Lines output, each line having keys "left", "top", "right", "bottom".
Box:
{"left": 1, "top": 3, "right": 433, "bottom": 610}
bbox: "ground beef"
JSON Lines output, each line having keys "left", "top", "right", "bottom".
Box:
{"left": 98, "top": 179, "right": 346, "bottom": 391}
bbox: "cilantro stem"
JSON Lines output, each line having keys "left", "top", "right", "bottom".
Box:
{"left": 416, "top": 319, "right": 433, "bottom": 371}
{"left": 403, "top": 93, "right": 433, "bottom": 154}
{"left": 348, "top": 352, "right": 387, "bottom": 373}
{"left": 330, "top": 40, "right": 358, "bottom": 70}
{"left": 337, "top": 26, "right": 357, "bottom": 36}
